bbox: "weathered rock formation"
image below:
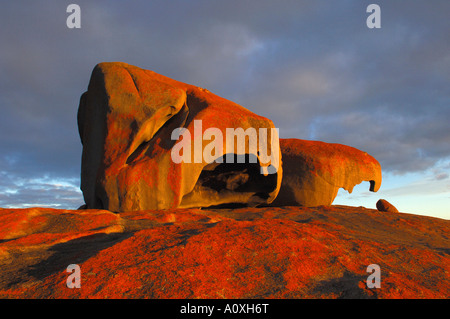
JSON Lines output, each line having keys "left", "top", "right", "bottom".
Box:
{"left": 270, "top": 139, "right": 382, "bottom": 207}
{"left": 78, "top": 62, "right": 282, "bottom": 212}
{"left": 78, "top": 62, "right": 384, "bottom": 212}
{"left": 377, "top": 199, "right": 399, "bottom": 213}
{"left": 0, "top": 206, "right": 448, "bottom": 299}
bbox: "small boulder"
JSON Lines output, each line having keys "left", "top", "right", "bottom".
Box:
{"left": 376, "top": 199, "right": 399, "bottom": 213}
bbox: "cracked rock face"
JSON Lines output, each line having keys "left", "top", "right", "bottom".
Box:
{"left": 78, "top": 62, "right": 282, "bottom": 212}
{"left": 270, "top": 138, "right": 382, "bottom": 207}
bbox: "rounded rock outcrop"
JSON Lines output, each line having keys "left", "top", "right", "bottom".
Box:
{"left": 270, "top": 138, "right": 382, "bottom": 207}
{"left": 376, "top": 199, "right": 399, "bottom": 213}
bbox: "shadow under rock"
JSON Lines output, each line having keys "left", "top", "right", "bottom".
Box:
{"left": 311, "top": 270, "right": 377, "bottom": 299}
{"left": 26, "top": 232, "right": 134, "bottom": 281}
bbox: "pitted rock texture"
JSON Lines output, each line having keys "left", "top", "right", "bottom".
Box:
{"left": 0, "top": 206, "right": 448, "bottom": 299}
{"left": 78, "top": 62, "right": 282, "bottom": 212}
{"left": 270, "top": 139, "right": 382, "bottom": 207}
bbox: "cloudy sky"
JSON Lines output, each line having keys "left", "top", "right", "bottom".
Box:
{"left": 1, "top": 0, "right": 449, "bottom": 219}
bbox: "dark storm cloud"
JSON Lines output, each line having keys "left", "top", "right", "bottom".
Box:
{"left": 0, "top": 0, "right": 449, "bottom": 208}
{"left": 228, "top": 0, "right": 450, "bottom": 174}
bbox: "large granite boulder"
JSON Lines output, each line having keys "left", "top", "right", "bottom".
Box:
{"left": 270, "top": 138, "right": 382, "bottom": 207}
{"left": 78, "top": 62, "right": 282, "bottom": 212}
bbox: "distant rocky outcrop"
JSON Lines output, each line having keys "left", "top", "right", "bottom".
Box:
{"left": 377, "top": 199, "right": 399, "bottom": 213}
{"left": 270, "top": 139, "right": 382, "bottom": 207}
{"left": 0, "top": 206, "right": 448, "bottom": 299}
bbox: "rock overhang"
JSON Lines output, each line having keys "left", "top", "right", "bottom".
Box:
{"left": 78, "top": 62, "right": 283, "bottom": 212}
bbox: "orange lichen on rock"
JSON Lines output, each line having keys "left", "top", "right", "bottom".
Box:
{"left": 78, "top": 62, "right": 282, "bottom": 212}
{"left": 0, "top": 206, "right": 448, "bottom": 299}
{"left": 270, "top": 138, "right": 382, "bottom": 207}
